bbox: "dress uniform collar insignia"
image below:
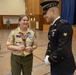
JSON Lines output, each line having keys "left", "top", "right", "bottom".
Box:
{"left": 63, "top": 33, "right": 67, "bottom": 36}
{"left": 60, "top": 20, "right": 63, "bottom": 23}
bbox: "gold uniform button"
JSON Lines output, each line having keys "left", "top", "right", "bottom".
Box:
{"left": 49, "top": 50, "right": 51, "bottom": 52}
{"left": 63, "top": 33, "right": 67, "bottom": 36}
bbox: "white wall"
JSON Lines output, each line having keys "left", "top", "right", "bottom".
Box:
{"left": 0, "top": 0, "right": 25, "bottom": 15}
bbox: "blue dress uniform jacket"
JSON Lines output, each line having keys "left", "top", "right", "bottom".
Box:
{"left": 46, "top": 18, "right": 75, "bottom": 75}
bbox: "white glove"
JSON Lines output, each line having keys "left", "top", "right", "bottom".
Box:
{"left": 44, "top": 55, "right": 50, "bottom": 66}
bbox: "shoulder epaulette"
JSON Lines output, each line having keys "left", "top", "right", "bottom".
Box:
{"left": 60, "top": 20, "right": 68, "bottom": 23}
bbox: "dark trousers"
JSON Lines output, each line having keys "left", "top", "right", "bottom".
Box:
{"left": 11, "top": 53, "right": 33, "bottom": 75}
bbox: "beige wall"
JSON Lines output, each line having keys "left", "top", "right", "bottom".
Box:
{"left": 0, "top": 0, "right": 25, "bottom": 15}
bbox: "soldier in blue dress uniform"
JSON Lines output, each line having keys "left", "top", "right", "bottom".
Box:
{"left": 40, "top": 0, "right": 76, "bottom": 75}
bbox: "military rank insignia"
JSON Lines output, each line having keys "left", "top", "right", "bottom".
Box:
{"left": 63, "top": 33, "right": 67, "bottom": 36}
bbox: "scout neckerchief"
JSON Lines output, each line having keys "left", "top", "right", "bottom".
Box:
{"left": 19, "top": 32, "right": 28, "bottom": 56}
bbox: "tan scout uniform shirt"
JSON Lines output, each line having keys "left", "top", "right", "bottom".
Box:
{"left": 6, "top": 27, "right": 37, "bottom": 56}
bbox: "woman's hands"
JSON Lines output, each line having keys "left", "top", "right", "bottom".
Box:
{"left": 7, "top": 44, "right": 37, "bottom": 52}
{"left": 18, "top": 44, "right": 37, "bottom": 53}
{"left": 25, "top": 46, "right": 33, "bottom": 52}
{"left": 18, "top": 45, "right": 33, "bottom": 52}
{"left": 25, "top": 45, "right": 37, "bottom": 52}
{"left": 18, "top": 45, "right": 25, "bottom": 51}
